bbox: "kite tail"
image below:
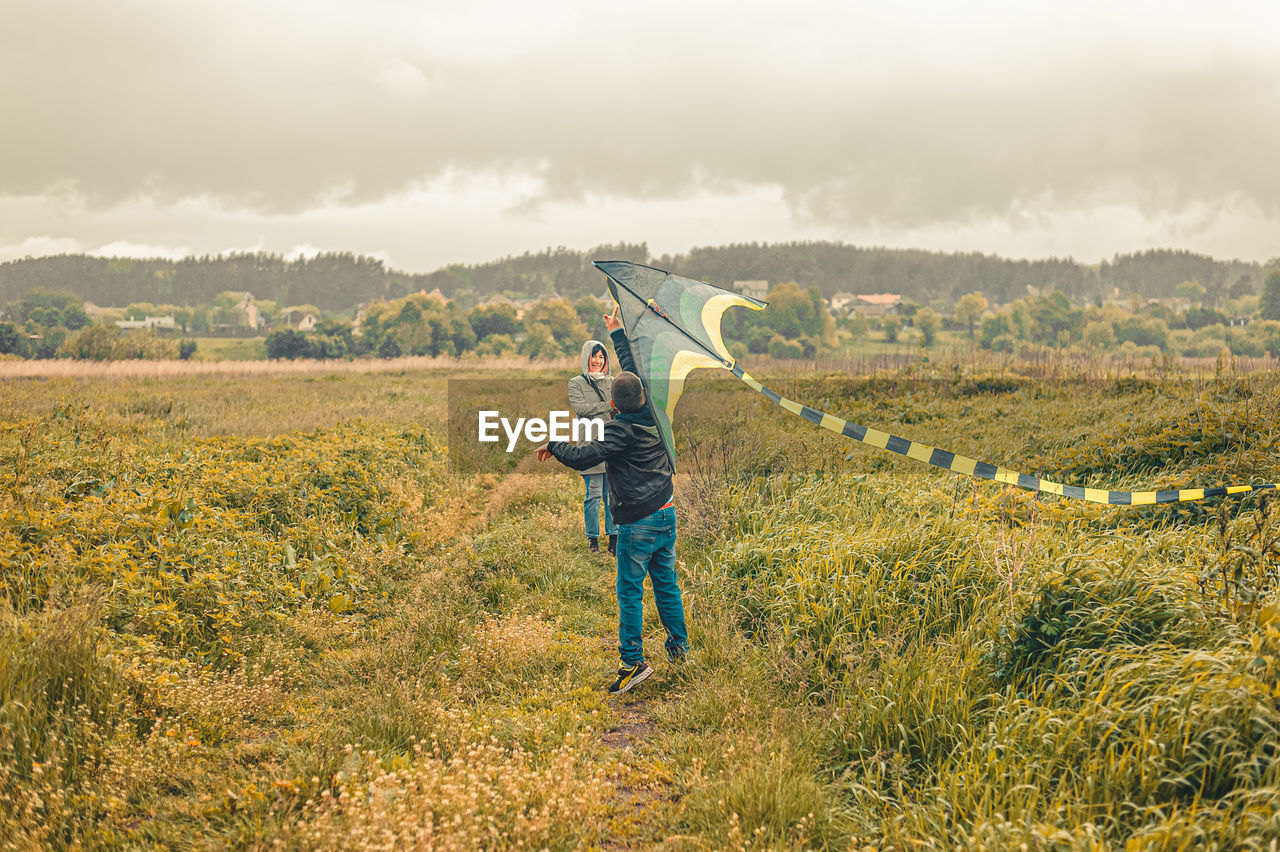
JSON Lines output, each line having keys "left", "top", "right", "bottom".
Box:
{"left": 730, "top": 365, "right": 1277, "bottom": 506}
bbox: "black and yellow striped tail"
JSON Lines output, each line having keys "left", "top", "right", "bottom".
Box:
{"left": 731, "top": 365, "right": 1277, "bottom": 506}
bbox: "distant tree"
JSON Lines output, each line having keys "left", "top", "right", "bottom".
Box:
{"left": 1229, "top": 274, "right": 1256, "bottom": 300}
{"left": 7, "top": 291, "right": 89, "bottom": 330}
{"left": 744, "top": 325, "right": 771, "bottom": 354}
{"left": 1082, "top": 321, "right": 1117, "bottom": 349}
{"left": 0, "top": 321, "right": 20, "bottom": 355}
{"left": 1174, "top": 280, "right": 1205, "bottom": 303}
{"left": 310, "top": 320, "right": 355, "bottom": 359}
{"left": 980, "top": 314, "right": 1012, "bottom": 350}
{"left": 915, "top": 308, "right": 940, "bottom": 347}
{"left": 1262, "top": 270, "right": 1280, "bottom": 321}
{"left": 178, "top": 339, "right": 197, "bottom": 360}
{"left": 59, "top": 325, "right": 120, "bottom": 360}
{"left": 846, "top": 314, "right": 869, "bottom": 339}
{"left": 952, "top": 291, "right": 988, "bottom": 338}
{"left": 360, "top": 293, "right": 458, "bottom": 357}
{"left": 758, "top": 282, "right": 834, "bottom": 342}
{"left": 28, "top": 327, "right": 66, "bottom": 359}
{"left": 448, "top": 315, "right": 477, "bottom": 354}
{"left": 572, "top": 295, "right": 611, "bottom": 332}
{"left": 467, "top": 304, "right": 519, "bottom": 339}
{"left": 266, "top": 328, "right": 311, "bottom": 360}
{"left": 1025, "top": 292, "right": 1082, "bottom": 345}
{"left": 1115, "top": 316, "right": 1169, "bottom": 350}
{"left": 1185, "top": 305, "right": 1228, "bottom": 331}
{"left": 521, "top": 299, "right": 587, "bottom": 356}
{"left": 767, "top": 335, "right": 805, "bottom": 359}
{"left": 518, "top": 323, "right": 561, "bottom": 360}
{"left": 476, "top": 333, "right": 516, "bottom": 357}
{"left": 1255, "top": 320, "right": 1280, "bottom": 357}
{"left": 882, "top": 315, "right": 901, "bottom": 343}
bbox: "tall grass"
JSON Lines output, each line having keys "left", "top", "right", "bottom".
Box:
{"left": 2, "top": 358, "right": 1278, "bottom": 849}
{"left": 671, "top": 366, "right": 1280, "bottom": 849}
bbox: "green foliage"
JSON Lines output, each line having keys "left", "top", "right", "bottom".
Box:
{"left": 882, "top": 315, "right": 901, "bottom": 343}
{"left": 1115, "top": 315, "right": 1169, "bottom": 349}
{"left": 520, "top": 299, "right": 587, "bottom": 357}
{"left": 6, "top": 291, "right": 90, "bottom": 330}
{"left": 725, "top": 281, "right": 834, "bottom": 352}
{"left": 915, "top": 307, "right": 940, "bottom": 347}
{"left": 953, "top": 291, "right": 988, "bottom": 338}
{"left": 979, "top": 313, "right": 1012, "bottom": 349}
{"left": 1082, "top": 319, "right": 1117, "bottom": 348}
{"left": 266, "top": 328, "right": 311, "bottom": 360}
{"left": 359, "top": 293, "right": 474, "bottom": 358}
{"left": 1186, "top": 305, "right": 1228, "bottom": 330}
{"left": 571, "top": 295, "right": 611, "bottom": 331}
{"left": 1262, "top": 269, "right": 1280, "bottom": 321}
{"left": 767, "top": 335, "right": 806, "bottom": 359}
{"left": 0, "top": 321, "right": 19, "bottom": 355}
{"left": 517, "top": 323, "right": 561, "bottom": 359}
{"left": 987, "top": 562, "right": 1212, "bottom": 686}
{"left": 475, "top": 333, "right": 515, "bottom": 357}
{"left": 57, "top": 326, "right": 178, "bottom": 360}
{"left": 1175, "top": 279, "right": 1206, "bottom": 301}
{"left": 466, "top": 303, "right": 519, "bottom": 339}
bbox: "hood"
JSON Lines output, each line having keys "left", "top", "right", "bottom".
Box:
{"left": 580, "top": 339, "right": 608, "bottom": 374}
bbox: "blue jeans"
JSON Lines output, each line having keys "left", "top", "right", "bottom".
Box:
{"left": 616, "top": 505, "right": 688, "bottom": 664}
{"left": 582, "top": 473, "right": 617, "bottom": 538}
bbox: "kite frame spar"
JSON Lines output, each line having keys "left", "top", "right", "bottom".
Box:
{"left": 594, "top": 259, "right": 1278, "bottom": 506}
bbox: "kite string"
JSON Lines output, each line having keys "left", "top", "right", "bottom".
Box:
{"left": 730, "top": 365, "right": 1276, "bottom": 506}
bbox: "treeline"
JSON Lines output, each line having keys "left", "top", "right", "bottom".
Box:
{"left": 973, "top": 270, "right": 1280, "bottom": 358}
{"left": 2, "top": 244, "right": 1272, "bottom": 315}
{"left": 661, "top": 244, "right": 1269, "bottom": 306}
{"left": 264, "top": 282, "right": 838, "bottom": 363}
{"left": 0, "top": 253, "right": 412, "bottom": 314}
{"left": 413, "top": 243, "right": 652, "bottom": 303}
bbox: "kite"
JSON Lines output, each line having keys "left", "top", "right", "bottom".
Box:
{"left": 594, "top": 259, "right": 1277, "bottom": 506}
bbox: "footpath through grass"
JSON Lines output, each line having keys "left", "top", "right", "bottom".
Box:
{"left": 0, "top": 373, "right": 839, "bottom": 850}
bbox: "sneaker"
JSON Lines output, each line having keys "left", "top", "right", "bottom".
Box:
{"left": 607, "top": 534, "right": 618, "bottom": 556}
{"left": 608, "top": 661, "right": 652, "bottom": 694}
{"left": 668, "top": 646, "right": 689, "bottom": 664}
{"left": 588, "top": 537, "right": 599, "bottom": 553}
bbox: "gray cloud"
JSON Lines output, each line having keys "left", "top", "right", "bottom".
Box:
{"left": 1, "top": 0, "right": 1278, "bottom": 255}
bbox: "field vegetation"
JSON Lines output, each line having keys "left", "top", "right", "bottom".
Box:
{"left": 2, "top": 354, "right": 1278, "bottom": 849}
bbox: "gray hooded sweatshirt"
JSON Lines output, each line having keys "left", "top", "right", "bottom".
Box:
{"left": 567, "top": 340, "right": 614, "bottom": 476}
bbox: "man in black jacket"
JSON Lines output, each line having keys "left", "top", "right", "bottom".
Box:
{"left": 536, "top": 307, "right": 689, "bottom": 694}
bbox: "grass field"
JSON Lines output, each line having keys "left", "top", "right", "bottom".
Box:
{"left": 2, "top": 356, "right": 1278, "bottom": 850}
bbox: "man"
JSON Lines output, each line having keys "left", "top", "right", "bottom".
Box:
{"left": 537, "top": 307, "right": 690, "bottom": 694}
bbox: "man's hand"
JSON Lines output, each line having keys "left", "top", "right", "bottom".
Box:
{"left": 603, "top": 306, "right": 622, "bottom": 332}
{"left": 535, "top": 444, "right": 553, "bottom": 462}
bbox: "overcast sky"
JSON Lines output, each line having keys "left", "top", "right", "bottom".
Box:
{"left": 1, "top": 0, "right": 1277, "bottom": 272}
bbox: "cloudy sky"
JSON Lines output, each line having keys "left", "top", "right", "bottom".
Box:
{"left": 2, "top": 0, "right": 1277, "bottom": 272}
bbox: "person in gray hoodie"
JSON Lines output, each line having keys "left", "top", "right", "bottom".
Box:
{"left": 568, "top": 340, "right": 618, "bottom": 554}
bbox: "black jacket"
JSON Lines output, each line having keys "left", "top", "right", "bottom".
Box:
{"left": 549, "top": 328, "right": 674, "bottom": 525}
